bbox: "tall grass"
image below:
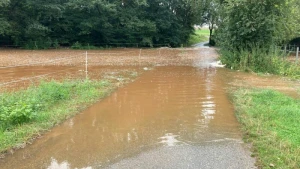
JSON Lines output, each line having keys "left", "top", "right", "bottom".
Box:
{"left": 220, "top": 45, "right": 300, "bottom": 79}
{"left": 233, "top": 89, "right": 300, "bottom": 168}
{"left": 0, "top": 79, "right": 111, "bottom": 153}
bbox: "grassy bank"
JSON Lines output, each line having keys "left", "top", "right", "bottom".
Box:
{"left": 233, "top": 89, "right": 300, "bottom": 168}
{"left": 0, "top": 78, "right": 121, "bottom": 154}
{"left": 188, "top": 29, "right": 210, "bottom": 46}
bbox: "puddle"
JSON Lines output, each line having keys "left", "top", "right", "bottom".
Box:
{"left": 0, "top": 66, "right": 242, "bottom": 169}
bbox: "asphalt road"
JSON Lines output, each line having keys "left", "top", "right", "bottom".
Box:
{"left": 106, "top": 140, "right": 256, "bottom": 169}
{"left": 193, "top": 41, "right": 210, "bottom": 48}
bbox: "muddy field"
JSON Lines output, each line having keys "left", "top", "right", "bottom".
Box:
{"left": 0, "top": 47, "right": 299, "bottom": 96}
{"left": 0, "top": 48, "right": 218, "bottom": 90}
{"left": 0, "top": 48, "right": 219, "bottom": 67}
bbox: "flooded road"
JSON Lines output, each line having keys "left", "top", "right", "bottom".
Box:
{"left": 0, "top": 65, "right": 255, "bottom": 168}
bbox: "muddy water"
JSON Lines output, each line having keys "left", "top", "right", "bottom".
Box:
{"left": 0, "top": 65, "right": 243, "bottom": 169}
{"left": 0, "top": 66, "right": 142, "bottom": 91}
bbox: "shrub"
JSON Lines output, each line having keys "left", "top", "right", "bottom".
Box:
{"left": 71, "top": 41, "right": 82, "bottom": 49}
{"left": 53, "top": 39, "right": 60, "bottom": 49}
{"left": 23, "top": 38, "right": 53, "bottom": 49}
{"left": 71, "top": 42, "right": 104, "bottom": 50}
{"left": 220, "top": 45, "right": 300, "bottom": 79}
{"left": 0, "top": 80, "right": 72, "bottom": 129}
{"left": 272, "top": 57, "right": 300, "bottom": 79}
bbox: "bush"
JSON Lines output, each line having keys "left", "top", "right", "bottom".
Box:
{"left": 23, "top": 40, "right": 37, "bottom": 50}
{"left": 272, "top": 57, "right": 300, "bottom": 79}
{"left": 0, "top": 81, "right": 72, "bottom": 129}
{"left": 71, "top": 42, "right": 104, "bottom": 50}
{"left": 220, "top": 45, "right": 275, "bottom": 72}
{"left": 53, "top": 39, "right": 60, "bottom": 49}
{"left": 71, "top": 41, "right": 82, "bottom": 49}
{"left": 23, "top": 38, "right": 53, "bottom": 49}
{"left": 220, "top": 45, "right": 300, "bottom": 79}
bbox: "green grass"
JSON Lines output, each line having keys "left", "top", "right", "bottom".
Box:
{"left": 187, "top": 29, "right": 210, "bottom": 46}
{"left": 0, "top": 79, "right": 116, "bottom": 153}
{"left": 233, "top": 89, "right": 300, "bottom": 168}
{"left": 195, "top": 29, "right": 211, "bottom": 36}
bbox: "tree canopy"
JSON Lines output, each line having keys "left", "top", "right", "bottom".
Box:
{"left": 0, "top": 0, "right": 197, "bottom": 48}
{"left": 206, "top": 0, "right": 300, "bottom": 49}
{"left": 0, "top": 0, "right": 299, "bottom": 49}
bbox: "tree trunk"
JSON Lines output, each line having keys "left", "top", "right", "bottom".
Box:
{"left": 208, "top": 21, "right": 214, "bottom": 45}
{"left": 209, "top": 28, "right": 213, "bottom": 45}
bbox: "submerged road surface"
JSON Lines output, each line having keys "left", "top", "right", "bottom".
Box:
{"left": 0, "top": 49, "right": 256, "bottom": 169}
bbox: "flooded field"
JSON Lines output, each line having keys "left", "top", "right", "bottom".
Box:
{"left": 0, "top": 48, "right": 260, "bottom": 168}
{"left": 0, "top": 48, "right": 217, "bottom": 90}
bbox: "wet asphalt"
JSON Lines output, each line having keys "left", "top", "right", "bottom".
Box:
{"left": 193, "top": 41, "right": 210, "bottom": 48}
{"left": 106, "top": 140, "right": 256, "bottom": 169}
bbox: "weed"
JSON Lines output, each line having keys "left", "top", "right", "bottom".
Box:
{"left": 272, "top": 57, "right": 300, "bottom": 79}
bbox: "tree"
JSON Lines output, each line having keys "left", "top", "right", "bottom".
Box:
{"left": 216, "top": 0, "right": 291, "bottom": 50}
{"left": 147, "top": 0, "right": 196, "bottom": 46}
{"left": 283, "top": 0, "right": 300, "bottom": 41}
{"left": 0, "top": 0, "right": 198, "bottom": 48}
{"left": 195, "top": 0, "right": 222, "bottom": 45}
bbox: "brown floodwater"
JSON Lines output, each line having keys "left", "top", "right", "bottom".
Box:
{"left": 0, "top": 65, "right": 242, "bottom": 169}
{"left": 0, "top": 65, "right": 143, "bottom": 91}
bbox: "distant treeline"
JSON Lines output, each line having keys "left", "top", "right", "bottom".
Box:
{"left": 0, "top": 0, "right": 197, "bottom": 48}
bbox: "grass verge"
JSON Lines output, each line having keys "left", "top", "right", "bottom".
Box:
{"left": 0, "top": 78, "right": 125, "bottom": 155}
{"left": 233, "top": 89, "right": 300, "bottom": 168}
{"left": 188, "top": 29, "right": 210, "bottom": 46}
